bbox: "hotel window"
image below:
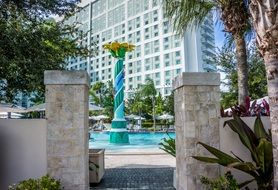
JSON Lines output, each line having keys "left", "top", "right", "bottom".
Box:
{"left": 144, "top": 13, "right": 150, "bottom": 25}
{"left": 143, "top": 0, "right": 149, "bottom": 10}
{"left": 154, "top": 56, "right": 160, "bottom": 69}
{"left": 175, "top": 59, "right": 181, "bottom": 65}
{"left": 144, "top": 43, "right": 151, "bottom": 55}
{"left": 163, "top": 37, "right": 170, "bottom": 50}
{"left": 136, "top": 17, "right": 141, "bottom": 28}
{"left": 163, "top": 21, "right": 169, "bottom": 34}
{"left": 153, "top": 10, "right": 158, "bottom": 22}
{"left": 174, "top": 35, "right": 181, "bottom": 47}
{"left": 165, "top": 61, "right": 170, "bottom": 67}
{"left": 155, "top": 80, "right": 160, "bottom": 86}
{"left": 154, "top": 40, "right": 160, "bottom": 53}
{"left": 165, "top": 71, "right": 170, "bottom": 77}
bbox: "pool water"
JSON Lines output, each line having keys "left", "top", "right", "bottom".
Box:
{"left": 89, "top": 132, "right": 175, "bottom": 151}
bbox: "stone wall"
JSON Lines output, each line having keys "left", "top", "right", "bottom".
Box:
{"left": 173, "top": 72, "right": 221, "bottom": 190}
{"left": 44, "top": 71, "right": 89, "bottom": 190}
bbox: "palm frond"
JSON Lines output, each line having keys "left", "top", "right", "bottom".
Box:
{"left": 164, "top": 0, "right": 215, "bottom": 36}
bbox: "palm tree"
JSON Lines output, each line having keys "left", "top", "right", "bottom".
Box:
{"left": 164, "top": 0, "right": 250, "bottom": 106}
{"left": 141, "top": 78, "right": 157, "bottom": 131}
{"left": 89, "top": 81, "right": 105, "bottom": 106}
{"left": 249, "top": 0, "right": 278, "bottom": 187}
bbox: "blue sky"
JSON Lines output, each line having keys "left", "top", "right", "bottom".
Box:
{"left": 214, "top": 22, "right": 226, "bottom": 49}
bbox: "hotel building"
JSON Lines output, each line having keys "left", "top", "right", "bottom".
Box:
{"left": 65, "top": 0, "right": 216, "bottom": 98}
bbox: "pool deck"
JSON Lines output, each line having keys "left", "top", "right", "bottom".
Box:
{"left": 105, "top": 149, "right": 176, "bottom": 168}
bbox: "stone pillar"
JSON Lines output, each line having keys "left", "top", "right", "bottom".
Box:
{"left": 44, "top": 71, "right": 89, "bottom": 190}
{"left": 173, "top": 72, "right": 220, "bottom": 190}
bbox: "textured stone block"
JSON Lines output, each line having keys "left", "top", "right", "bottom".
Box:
{"left": 174, "top": 72, "right": 220, "bottom": 190}
{"left": 45, "top": 71, "right": 89, "bottom": 190}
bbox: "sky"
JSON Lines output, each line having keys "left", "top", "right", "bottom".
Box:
{"left": 213, "top": 21, "right": 229, "bottom": 91}
{"left": 214, "top": 25, "right": 225, "bottom": 49}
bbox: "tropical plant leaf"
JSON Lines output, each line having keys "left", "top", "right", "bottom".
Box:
{"left": 256, "top": 138, "right": 273, "bottom": 176}
{"left": 238, "top": 178, "right": 255, "bottom": 188}
{"left": 231, "top": 151, "right": 244, "bottom": 162}
{"left": 192, "top": 156, "right": 220, "bottom": 163}
{"left": 254, "top": 116, "right": 269, "bottom": 140}
{"left": 197, "top": 142, "right": 239, "bottom": 164}
{"left": 224, "top": 115, "right": 259, "bottom": 163}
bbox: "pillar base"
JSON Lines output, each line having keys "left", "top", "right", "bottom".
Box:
{"left": 110, "top": 119, "right": 129, "bottom": 144}
{"left": 110, "top": 131, "right": 129, "bottom": 144}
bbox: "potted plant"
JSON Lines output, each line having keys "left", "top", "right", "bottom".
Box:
{"left": 89, "top": 149, "right": 105, "bottom": 183}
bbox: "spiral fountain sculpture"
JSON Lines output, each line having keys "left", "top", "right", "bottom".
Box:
{"left": 103, "top": 42, "right": 135, "bottom": 144}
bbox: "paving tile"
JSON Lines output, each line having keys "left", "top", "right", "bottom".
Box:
{"left": 91, "top": 167, "right": 175, "bottom": 190}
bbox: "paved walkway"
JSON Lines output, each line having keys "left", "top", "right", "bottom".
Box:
{"left": 91, "top": 167, "right": 175, "bottom": 190}
{"left": 105, "top": 150, "right": 176, "bottom": 169}
{"left": 91, "top": 149, "right": 176, "bottom": 190}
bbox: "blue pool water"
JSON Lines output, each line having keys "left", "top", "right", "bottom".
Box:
{"left": 89, "top": 132, "right": 175, "bottom": 150}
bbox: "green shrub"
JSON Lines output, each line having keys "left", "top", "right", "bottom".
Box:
{"left": 200, "top": 171, "right": 250, "bottom": 190}
{"left": 9, "top": 175, "right": 63, "bottom": 190}
{"left": 159, "top": 133, "right": 176, "bottom": 157}
{"left": 193, "top": 115, "right": 273, "bottom": 189}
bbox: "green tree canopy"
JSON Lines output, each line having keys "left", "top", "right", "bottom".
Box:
{"left": 164, "top": 0, "right": 250, "bottom": 106}
{"left": 218, "top": 44, "right": 267, "bottom": 108}
{"left": 89, "top": 80, "right": 114, "bottom": 121}
{"left": 0, "top": 0, "right": 89, "bottom": 102}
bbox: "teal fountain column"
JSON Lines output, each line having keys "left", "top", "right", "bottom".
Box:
{"left": 103, "top": 42, "right": 135, "bottom": 144}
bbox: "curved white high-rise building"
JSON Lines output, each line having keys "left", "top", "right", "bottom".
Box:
{"left": 65, "top": 0, "right": 216, "bottom": 98}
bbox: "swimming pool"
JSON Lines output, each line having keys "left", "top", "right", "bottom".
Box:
{"left": 89, "top": 132, "right": 175, "bottom": 151}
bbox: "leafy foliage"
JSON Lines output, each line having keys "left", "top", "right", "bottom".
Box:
{"left": 89, "top": 80, "right": 114, "bottom": 121}
{"left": 221, "top": 96, "right": 270, "bottom": 117}
{"left": 200, "top": 171, "right": 252, "bottom": 190}
{"left": 159, "top": 133, "right": 176, "bottom": 157}
{"left": 164, "top": 92, "right": 174, "bottom": 116}
{"left": 0, "top": 0, "right": 89, "bottom": 102}
{"left": 8, "top": 175, "right": 62, "bottom": 190}
{"left": 193, "top": 115, "right": 273, "bottom": 189}
{"left": 125, "top": 78, "right": 174, "bottom": 120}
{"left": 164, "top": 0, "right": 252, "bottom": 106}
{"left": 217, "top": 44, "right": 267, "bottom": 108}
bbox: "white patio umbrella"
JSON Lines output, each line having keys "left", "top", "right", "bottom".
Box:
{"left": 134, "top": 116, "right": 146, "bottom": 120}
{"left": 125, "top": 114, "right": 140, "bottom": 119}
{"left": 89, "top": 115, "right": 109, "bottom": 120}
{"left": 157, "top": 114, "right": 174, "bottom": 120}
{"left": 89, "top": 103, "right": 104, "bottom": 111}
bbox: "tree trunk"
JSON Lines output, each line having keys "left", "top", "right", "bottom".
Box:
{"left": 265, "top": 55, "right": 278, "bottom": 188}
{"left": 249, "top": 0, "right": 278, "bottom": 188}
{"left": 234, "top": 34, "right": 249, "bottom": 106}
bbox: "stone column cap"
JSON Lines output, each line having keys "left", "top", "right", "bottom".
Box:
{"left": 44, "top": 70, "right": 89, "bottom": 87}
{"left": 173, "top": 72, "right": 220, "bottom": 90}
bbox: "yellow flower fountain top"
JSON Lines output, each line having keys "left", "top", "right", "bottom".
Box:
{"left": 103, "top": 42, "right": 135, "bottom": 58}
